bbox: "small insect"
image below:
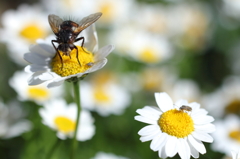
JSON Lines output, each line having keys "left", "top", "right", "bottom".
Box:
{"left": 48, "top": 12, "right": 102, "bottom": 67}
{"left": 179, "top": 105, "right": 192, "bottom": 112}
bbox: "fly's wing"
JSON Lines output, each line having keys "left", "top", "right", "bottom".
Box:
{"left": 48, "top": 14, "right": 63, "bottom": 34}
{"left": 74, "top": 12, "right": 102, "bottom": 33}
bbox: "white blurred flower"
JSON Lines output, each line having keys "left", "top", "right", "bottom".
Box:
{"left": 169, "top": 79, "right": 201, "bottom": 103}
{"left": 133, "top": 4, "right": 171, "bottom": 35}
{"left": 212, "top": 115, "right": 240, "bottom": 157}
{"left": 110, "top": 26, "right": 172, "bottom": 64}
{"left": 41, "top": 0, "right": 134, "bottom": 27}
{"left": 24, "top": 24, "right": 114, "bottom": 88}
{"left": 91, "top": 152, "right": 129, "bottom": 159}
{"left": 168, "top": 3, "right": 211, "bottom": 50}
{"left": 0, "top": 4, "right": 50, "bottom": 65}
{"left": 232, "top": 148, "right": 240, "bottom": 159}
{"left": 135, "top": 92, "right": 215, "bottom": 159}
{"left": 40, "top": 0, "right": 95, "bottom": 17}
{"left": 138, "top": 67, "right": 176, "bottom": 92}
{"left": 202, "top": 76, "right": 240, "bottom": 118}
{"left": 92, "top": 0, "right": 134, "bottom": 26}
{"left": 81, "top": 72, "right": 131, "bottom": 116}
{"left": 9, "top": 70, "right": 63, "bottom": 104}
{"left": 39, "top": 99, "right": 95, "bottom": 141}
{"left": 222, "top": 0, "right": 240, "bottom": 19}
{"left": 0, "top": 100, "right": 31, "bottom": 139}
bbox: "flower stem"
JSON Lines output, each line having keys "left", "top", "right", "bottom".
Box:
{"left": 70, "top": 80, "right": 81, "bottom": 159}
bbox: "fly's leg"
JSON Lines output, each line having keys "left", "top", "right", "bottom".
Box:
{"left": 52, "top": 40, "right": 64, "bottom": 69}
{"left": 74, "top": 45, "right": 82, "bottom": 66}
{"left": 75, "top": 37, "right": 88, "bottom": 54}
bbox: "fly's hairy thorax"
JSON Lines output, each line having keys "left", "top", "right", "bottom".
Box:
{"left": 57, "top": 21, "right": 79, "bottom": 44}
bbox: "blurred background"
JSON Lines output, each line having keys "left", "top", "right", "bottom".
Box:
{"left": 0, "top": 0, "right": 240, "bottom": 158}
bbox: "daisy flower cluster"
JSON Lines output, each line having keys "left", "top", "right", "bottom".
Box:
{"left": 0, "top": 0, "right": 240, "bottom": 158}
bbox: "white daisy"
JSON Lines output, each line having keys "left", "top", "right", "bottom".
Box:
{"left": 39, "top": 99, "right": 95, "bottom": 141}
{"left": 24, "top": 23, "right": 114, "bottom": 88}
{"left": 40, "top": 0, "right": 96, "bottom": 17}
{"left": 0, "top": 100, "right": 31, "bottom": 139}
{"left": 91, "top": 152, "right": 129, "bottom": 159}
{"left": 138, "top": 67, "right": 176, "bottom": 92}
{"left": 133, "top": 4, "right": 171, "bottom": 35}
{"left": 135, "top": 92, "right": 215, "bottom": 159}
{"left": 92, "top": 0, "right": 135, "bottom": 26}
{"left": 202, "top": 76, "right": 240, "bottom": 118}
{"left": 232, "top": 148, "right": 240, "bottom": 159}
{"left": 81, "top": 71, "right": 131, "bottom": 116}
{"left": 169, "top": 79, "right": 201, "bottom": 103}
{"left": 222, "top": 0, "right": 240, "bottom": 19}
{"left": 0, "top": 4, "right": 50, "bottom": 65}
{"left": 110, "top": 25, "right": 172, "bottom": 64}
{"left": 9, "top": 70, "right": 63, "bottom": 104}
{"left": 211, "top": 115, "right": 240, "bottom": 157}
{"left": 168, "top": 3, "right": 211, "bottom": 51}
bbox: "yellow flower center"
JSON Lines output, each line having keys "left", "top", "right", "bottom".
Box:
{"left": 51, "top": 46, "right": 94, "bottom": 77}
{"left": 19, "top": 24, "right": 47, "bottom": 42}
{"left": 94, "top": 87, "right": 111, "bottom": 103}
{"left": 225, "top": 99, "right": 240, "bottom": 115}
{"left": 159, "top": 109, "right": 194, "bottom": 138}
{"left": 229, "top": 129, "right": 240, "bottom": 142}
{"left": 27, "top": 86, "right": 49, "bottom": 101}
{"left": 139, "top": 47, "right": 160, "bottom": 63}
{"left": 54, "top": 116, "right": 76, "bottom": 133}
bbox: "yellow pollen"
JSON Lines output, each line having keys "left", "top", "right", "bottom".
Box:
{"left": 51, "top": 46, "right": 94, "bottom": 77}
{"left": 139, "top": 47, "right": 160, "bottom": 63}
{"left": 27, "top": 86, "right": 49, "bottom": 100}
{"left": 225, "top": 99, "right": 240, "bottom": 115}
{"left": 94, "top": 87, "right": 111, "bottom": 103}
{"left": 19, "top": 24, "right": 47, "bottom": 42}
{"left": 229, "top": 129, "right": 240, "bottom": 142}
{"left": 54, "top": 116, "right": 76, "bottom": 133}
{"left": 159, "top": 109, "right": 194, "bottom": 138}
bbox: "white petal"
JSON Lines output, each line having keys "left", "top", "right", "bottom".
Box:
{"left": 194, "top": 124, "right": 216, "bottom": 133}
{"left": 138, "top": 125, "right": 160, "bottom": 136}
{"left": 188, "top": 139, "right": 199, "bottom": 158}
{"left": 165, "top": 136, "right": 178, "bottom": 157}
{"left": 84, "top": 25, "right": 98, "bottom": 52}
{"left": 188, "top": 102, "right": 201, "bottom": 109}
{"left": 193, "top": 115, "right": 214, "bottom": 125}
{"left": 24, "top": 52, "right": 51, "bottom": 65}
{"left": 231, "top": 151, "right": 237, "bottom": 159}
{"left": 56, "top": 132, "right": 67, "bottom": 140}
{"left": 175, "top": 99, "right": 189, "bottom": 107}
{"left": 191, "top": 131, "right": 213, "bottom": 143}
{"left": 86, "top": 59, "right": 107, "bottom": 73}
{"left": 134, "top": 116, "right": 157, "bottom": 125}
{"left": 153, "top": 133, "right": 168, "bottom": 151}
{"left": 94, "top": 45, "right": 114, "bottom": 61}
{"left": 25, "top": 64, "right": 49, "bottom": 73}
{"left": 150, "top": 132, "right": 166, "bottom": 151}
{"left": 47, "top": 79, "right": 65, "bottom": 88}
{"left": 188, "top": 135, "right": 206, "bottom": 154}
{"left": 28, "top": 72, "right": 53, "bottom": 85}
{"left": 177, "top": 138, "right": 191, "bottom": 159}
{"left": 191, "top": 109, "right": 208, "bottom": 117}
{"left": 143, "top": 106, "right": 162, "bottom": 114}
{"left": 140, "top": 130, "right": 159, "bottom": 142}
{"left": 154, "top": 92, "right": 173, "bottom": 112}
{"left": 136, "top": 108, "right": 160, "bottom": 121}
